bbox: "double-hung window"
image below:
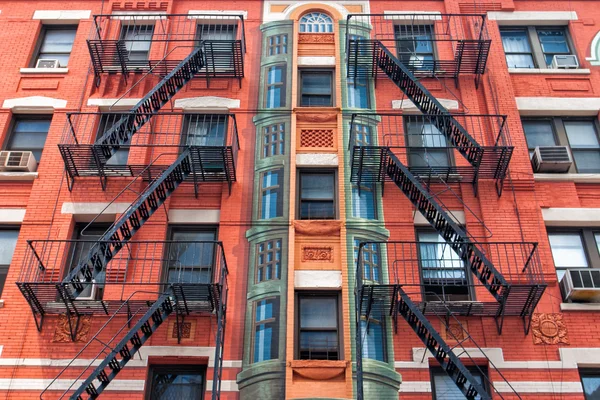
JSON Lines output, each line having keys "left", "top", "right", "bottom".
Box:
{"left": 68, "top": 224, "right": 109, "bottom": 300}
{"left": 253, "top": 297, "right": 279, "bottom": 363}
{"left": 522, "top": 118, "right": 600, "bottom": 173}
{"left": 298, "top": 170, "right": 336, "bottom": 220}
{"left": 431, "top": 367, "right": 488, "bottom": 399}
{"left": 166, "top": 228, "right": 217, "bottom": 285}
{"left": 261, "top": 169, "right": 283, "bottom": 219}
{"left": 299, "top": 70, "right": 333, "bottom": 107}
{"left": 183, "top": 114, "right": 227, "bottom": 147}
{"left": 120, "top": 24, "right": 153, "bottom": 62}
{"left": 297, "top": 293, "right": 340, "bottom": 360}
{"left": 548, "top": 228, "right": 600, "bottom": 281}
{"left": 5, "top": 116, "right": 51, "bottom": 163}
{"left": 96, "top": 113, "right": 130, "bottom": 165}
{"left": 500, "top": 26, "right": 576, "bottom": 69}
{"left": 33, "top": 26, "right": 77, "bottom": 67}
{"left": 395, "top": 24, "right": 435, "bottom": 71}
{"left": 266, "top": 65, "right": 286, "bottom": 108}
{"left": 147, "top": 365, "right": 205, "bottom": 400}
{"left": 0, "top": 229, "right": 19, "bottom": 297}
{"left": 406, "top": 116, "right": 452, "bottom": 169}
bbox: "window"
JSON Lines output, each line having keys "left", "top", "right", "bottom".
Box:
{"left": 352, "top": 184, "right": 377, "bottom": 219}
{"left": 299, "top": 12, "right": 333, "bottom": 33}
{"left": 5, "top": 116, "right": 51, "bottom": 162}
{"left": 166, "top": 228, "right": 217, "bottom": 284}
{"left": 347, "top": 68, "right": 369, "bottom": 109}
{"left": 299, "top": 70, "right": 333, "bottom": 107}
{"left": 268, "top": 34, "right": 288, "bottom": 55}
{"left": 500, "top": 26, "right": 575, "bottom": 69}
{"left": 263, "top": 123, "right": 285, "bottom": 158}
{"left": 68, "top": 224, "right": 109, "bottom": 300}
{"left": 120, "top": 25, "right": 153, "bottom": 62}
{"left": 256, "top": 239, "right": 282, "bottom": 282}
{"left": 261, "top": 169, "right": 283, "bottom": 219}
{"left": 33, "top": 26, "right": 77, "bottom": 67}
{"left": 196, "top": 24, "right": 236, "bottom": 41}
{"left": 196, "top": 24, "right": 236, "bottom": 69}
{"left": 360, "top": 313, "right": 386, "bottom": 362}
{"left": 500, "top": 28, "right": 535, "bottom": 68}
{"left": 352, "top": 123, "right": 373, "bottom": 146}
{"left": 266, "top": 65, "right": 286, "bottom": 108}
{"left": 406, "top": 117, "right": 452, "bottom": 168}
{"left": 354, "top": 240, "right": 381, "bottom": 283}
{"left": 548, "top": 228, "right": 600, "bottom": 281}
{"left": 580, "top": 369, "right": 600, "bottom": 400}
{"left": 395, "top": 25, "right": 435, "bottom": 71}
{"left": 417, "top": 230, "right": 471, "bottom": 302}
{"left": 430, "top": 367, "right": 488, "bottom": 400}
{"left": 297, "top": 293, "right": 340, "bottom": 360}
{"left": 147, "top": 365, "right": 205, "bottom": 400}
{"left": 522, "top": 118, "right": 600, "bottom": 173}
{"left": 298, "top": 170, "right": 336, "bottom": 220}
{"left": 182, "top": 114, "right": 227, "bottom": 147}
{"left": 0, "top": 229, "right": 19, "bottom": 297}
{"left": 97, "top": 114, "right": 130, "bottom": 165}
{"left": 253, "top": 297, "right": 279, "bottom": 363}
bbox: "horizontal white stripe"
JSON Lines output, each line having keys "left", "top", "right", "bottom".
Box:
{"left": 0, "top": 379, "right": 238, "bottom": 391}
{"left": 399, "top": 381, "right": 583, "bottom": 394}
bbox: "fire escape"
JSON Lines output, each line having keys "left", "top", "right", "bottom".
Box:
{"left": 347, "top": 14, "right": 547, "bottom": 399}
{"left": 16, "top": 13, "right": 245, "bottom": 400}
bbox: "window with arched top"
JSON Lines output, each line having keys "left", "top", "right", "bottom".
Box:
{"left": 299, "top": 12, "right": 334, "bottom": 33}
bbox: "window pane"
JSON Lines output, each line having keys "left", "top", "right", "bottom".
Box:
{"left": 549, "top": 233, "right": 589, "bottom": 268}
{"left": 361, "top": 318, "right": 385, "bottom": 361}
{"left": 581, "top": 373, "right": 600, "bottom": 400}
{"left": 564, "top": 121, "right": 600, "bottom": 148}
{"left": 595, "top": 233, "right": 600, "bottom": 256}
{"left": 538, "top": 29, "right": 569, "bottom": 53}
{"left": 302, "top": 73, "right": 332, "bottom": 95}
{"left": 0, "top": 230, "right": 19, "bottom": 266}
{"left": 8, "top": 119, "right": 51, "bottom": 161}
{"left": 40, "top": 29, "right": 76, "bottom": 53}
{"left": 571, "top": 151, "right": 600, "bottom": 173}
{"left": 501, "top": 30, "right": 532, "bottom": 52}
{"left": 352, "top": 185, "right": 376, "bottom": 219}
{"left": 150, "top": 368, "right": 204, "bottom": 400}
{"left": 522, "top": 120, "right": 556, "bottom": 148}
{"left": 268, "top": 66, "right": 283, "bottom": 84}
{"left": 300, "top": 297, "right": 337, "bottom": 328}
{"left": 301, "top": 174, "right": 334, "bottom": 199}
{"left": 433, "top": 370, "right": 485, "bottom": 400}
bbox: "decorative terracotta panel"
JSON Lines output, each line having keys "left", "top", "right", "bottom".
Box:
{"left": 532, "top": 313, "right": 569, "bottom": 345}
{"left": 298, "top": 34, "right": 334, "bottom": 44}
{"left": 301, "top": 246, "right": 334, "bottom": 262}
{"left": 52, "top": 315, "right": 92, "bottom": 343}
{"left": 300, "top": 129, "right": 334, "bottom": 149}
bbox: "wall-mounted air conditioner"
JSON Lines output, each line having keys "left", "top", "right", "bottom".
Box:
{"left": 0, "top": 151, "right": 37, "bottom": 172}
{"left": 551, "top": 55, "right": 579, "bottom": 69}
{"left": 531, "top": 146, "right": 572, "bottom": 173}
{"left": 560, "top": 269, "right": 600, "bottom": 303}
{"left": 35, "top": 59, "right": 60, "bottom": 69}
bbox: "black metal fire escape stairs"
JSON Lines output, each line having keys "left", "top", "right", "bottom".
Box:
{"left": 51, "top": 45, "right": 227, "bottom": 399}
{"left": 352, "top": 40, "right": 544, "bottom": 400}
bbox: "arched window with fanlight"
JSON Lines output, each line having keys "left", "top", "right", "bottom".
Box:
{"left": 299, "top": 12, "right": 334, "bottom": 33}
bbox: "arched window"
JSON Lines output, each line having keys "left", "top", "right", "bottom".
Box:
{"left": 299, "top": 12, "right": 334, "bottom": 33}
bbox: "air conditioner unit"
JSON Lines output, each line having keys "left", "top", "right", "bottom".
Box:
{"left": 531, "top": 146, "right": 572, "bottom": 173}
{"left": 35, "top": 59, "right": 60, "bottom": 69}
{"left": 551, "top": 54, "right": 579, "bottom": 69}
{"left": 560, "top": 269, "right": 600, "bottom": 303}
{"left": 0, "top": 151, "right": 37, "bottom": 172}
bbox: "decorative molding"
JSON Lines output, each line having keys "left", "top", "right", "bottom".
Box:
{"left": 297, "top": 56, "right": 336, "bottom": 66}
{"left": 441, "top": 320, "right": 467, "bottom": 342}
{"left": 289, "top": 360, "right": 347, "bottom": 380}
{"left": 294, "top": 220, "right": 342, "bottom": 236}
{"left": 298, "top": 33, "right": 334, "bottom": 44}
{"left": 301, "top": 246, "right": 333, "bottom": 262}
{"left": 52, "top": 315, "right": 92, "bottom": 343}
{"left": 173, "top": 96, "right": 240, "bottom": 110}
{"left": 488, "top": 11, "right": 578, "bottom": 25}
{"left": 516, "top": 97, "right": 600, "bottom": 116}
{"left": 296, "top": 113, "right": 337, "bottom": 123}
{"left": 532, "top": 313, "right": 569, "bottom": 345}
{"left": 2, "top": 96, "right": 66, "bottom": 112}
{"left": 32, "top": 10, "right": 91, "bottom": 21}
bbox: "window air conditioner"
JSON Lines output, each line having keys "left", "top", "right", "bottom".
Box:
{"left": 531, "top": 146, "right": 572, "bottom": 173}
{"left": 560, "top": 269, "right": 600, "bottom": 303}
{"left": 35, "top": 59, "right": 60, "bottom": 69}
{"left": 551, "top": 55, "right": 579, "bottom": 69}
{"left": 0, "top": 151, "right": 37, "bottom": 172}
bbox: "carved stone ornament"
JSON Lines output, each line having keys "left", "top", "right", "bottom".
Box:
{"left": 298, "top": 33, "right": 335, "bottom": 44}
{"left": 294, "top": 220, "right": 342, "bottom": 236}
{"left": 52, "top": 315, "right": 92, "bottom": 343}
{"left": 172, "top": 321, "right": 192, "bottom": 339}
{"left": 302, "top": 246, "right": 334, "bottom": 262}
{"left": 445, "top": 321, "right": 466, "bottom": 342}
{"left": 531, "top": 313, "right": 569, "bottom": 345}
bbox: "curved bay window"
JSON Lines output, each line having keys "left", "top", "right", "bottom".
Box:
{"left": 299, "top": 12, "right": 333, "bottom": 33}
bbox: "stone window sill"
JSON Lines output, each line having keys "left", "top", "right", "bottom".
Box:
{"left": 20, "top": 68, "right": 69, "bottom": 74}
{"left": 508, "top": 68, "right": 590, "bottom": 75}
{"left": 560, "top": 302, "right": 600, "bottom": 311}
{"left": 0, "top": 172, "right": 38, "bottom": 181}
{"left": 534, "top": 173, "right": 600, "bottom": 183}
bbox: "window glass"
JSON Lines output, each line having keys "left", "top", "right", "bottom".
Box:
{"left": 581, "top": 370, "right": 600, "bottom": 400}
{"left": 167, "top": 229, "right": 216, "bottom": 284}
{"left": 406, "top": 117, "right": 450, "bottom": 168}
{"left": 299, "top": 171, "right": 335, "bottom": 219}
{"left": 352, "top": 184, "right": 376, "bottom": 219}
{"left": 595, "top": 233, "right": 600, "bottom": 256}
{"left": 500, "top": 29, "right": 535, "bottom": 68}
{"left": 266, "top": 66, "right": 285, "bottom": 108}
{"left": 268, "top": 34, "right": 288, "bottom": 55}
{"left": 522, "top": 119, "right": 557, "bottom": 151}
{"left": 432, "top": 368, "right": 486, "bottom": 399}
{"left": 298, "top": 295, "right": 339, "bottom": 360}
{"left": 256, "top": 239, "right": 282, "bottom": 282}
{"left": 300, "top": 71, "right": 333, "bottom": 107}
{"left": 254, "top": 298, "right": 279, "bottom": 363}
{"left": 564, "top": 121, "right": 600, "bottom": 173}
{"left": 7, "top": 118, "right": 51, "bottom": 162}
{"left": 0, "top": 229, "right": 19, "bottom": 297}
{"left": 149, "top": 366, "right": 204, "bottom": 400}
{"left": 97, "top": 114, "right": 130, "bottom": 165}
{"left": 69, "top": 224, "right": 108, "bottom": 299}
{"left": 184, "top": 114, "right": 227, "bottom": 147}
{"left": 353, "top": 124, "right": 372, "bottom": 146}
{"left": 360, "top": 315, "right": 385, "bottom": 361}
{"left": 537, "top": 28, "right": 571, "bottom": 66}
{"left": 263, "top": 123, "right": 285, "bottom": 158}
{"left": 120, "top": 25, "right": 153, "bottom": 61}
{"left": 396, "top": 25, "right": 435, "bottom": 71}
{"left": 261, "top": 169, "right": 283, "bottom": 219}
{"left": 348, "top": 67, "right": 369, "bottom": 108}
{"left": 197, "top": 24, "right": 236, "bottom": 41}
{"left": 548, "top": 233, "right": 589, "bottom": 281}
{"left": 37, "top": 27, "right": 77, "bottom": 67}
{"left": 354, "top": 240, "right": 381, "bottom": 283}
{"left": 299, "top": 12, "right": 333, "bottom": 33}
